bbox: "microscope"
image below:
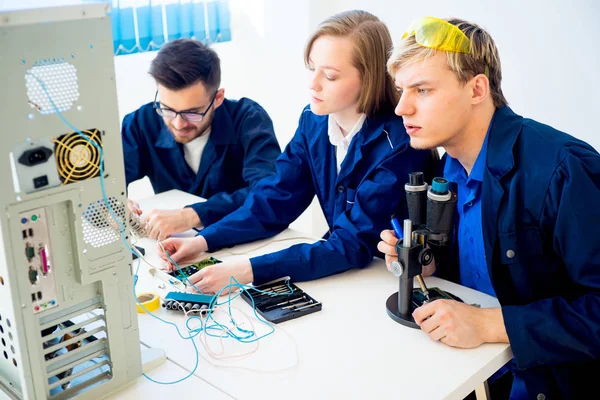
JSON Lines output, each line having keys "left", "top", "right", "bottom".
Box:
{"left": 385, "top": 172, "right": 461, "bottom": 328}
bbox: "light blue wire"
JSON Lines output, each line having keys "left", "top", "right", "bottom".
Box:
{"left": 164, "top": 251, "right": 206, "bottom": 295}
{"left": 27, "top": 72, "right": 135, "bottom": 256}
{"left": 33, "top": 71, "right": 295, "bottom": 383}
{"left": 159, "top": 255, "right": 285, "bottom": 343}
{"left": 132, "top": 258, "right": 201, "bottom": 385}
{"left": 33, "top": 71, "right": 200, "bottom": 384}
{"left": 200, "top": 277, "right": 294, "bottom": 343}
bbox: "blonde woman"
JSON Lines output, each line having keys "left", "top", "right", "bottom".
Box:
{"left": 159, "top": 10, "right": 435, "bottom": 292}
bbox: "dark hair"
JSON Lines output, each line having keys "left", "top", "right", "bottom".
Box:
{"left": 149, "top": 39, "right": 221, "bottom": 91}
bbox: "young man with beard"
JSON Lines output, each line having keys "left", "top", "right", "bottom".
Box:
{"left": 122, "top": 39, "right": 281, "bottom": 240}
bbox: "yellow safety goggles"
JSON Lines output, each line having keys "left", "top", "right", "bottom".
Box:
{"left": 402, "top": 17, "right": 471, "bottom": 54}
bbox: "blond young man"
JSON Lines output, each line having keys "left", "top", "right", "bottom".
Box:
{"left": 378, "top": 17, "right": 600, "bottom": 399}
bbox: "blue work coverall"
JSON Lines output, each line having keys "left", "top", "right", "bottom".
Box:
{"left": 200, "top": 106, "right": 435, "bottom": 283}
{"left": 121, "top": 98, "right": 281, "bottom": 227}
{"left": 438, "top": 106, "right": 600, "bottom": 399}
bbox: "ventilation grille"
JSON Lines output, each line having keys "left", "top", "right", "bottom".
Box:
{"left": 53, "top": 129, "right": 102, "bottom": 185}
{"left": 82, "top": 197, "right": 126, "bottom": 248}
{"left": 25, "top": 59, "right": 79, "bottom": 115}
{"left": 41, "top": 302, "right": 111, "bottom": 399}
{"left": 0, "top": 311, "right": 18, "bottom": 370}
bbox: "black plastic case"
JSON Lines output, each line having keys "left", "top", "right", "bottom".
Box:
{"left": 241, "top": 278, "right": 322, "bottom": 323}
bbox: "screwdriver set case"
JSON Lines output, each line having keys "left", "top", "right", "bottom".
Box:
{"left": 241, "top": 278, "right": 322, "bottom": 323}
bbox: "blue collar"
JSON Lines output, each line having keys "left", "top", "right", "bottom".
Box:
{"left": 484, "top": 106, "right": 523, "bottom": 179}
{"left": 444, "top": 114, "right": 494, "bottom": 183}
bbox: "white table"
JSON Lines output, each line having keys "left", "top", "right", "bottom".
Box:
{"left": 0, "top": 346, "right": 232, "bottom": 400}
{"left": 132, "top": 190, "right": 513, "bottom": 400}
{"left": 105, "top": 345, "right": 233, "bottom": 400}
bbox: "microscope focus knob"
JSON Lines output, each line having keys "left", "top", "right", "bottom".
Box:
{"left": 390, "top": 260, "right": 404, "bottom": 277}
{"left": 418, "top": 248, "right": 434, "bottom": 266}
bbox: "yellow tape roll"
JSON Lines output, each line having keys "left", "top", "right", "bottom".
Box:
{"left": 136, "top": 292, "right": 160, "bottom": 313}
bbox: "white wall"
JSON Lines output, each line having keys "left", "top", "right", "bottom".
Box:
{"left": 314, "top": 0, "right": 600, "bottom": 150}
{"left": 117, "top": 0, "right": 600, "bottom": 235}
{"left": 117, "top": 0, "right": 328, "bottom": 235}
{"left": 115, "top": 0, "right": 313, "bottom": 146}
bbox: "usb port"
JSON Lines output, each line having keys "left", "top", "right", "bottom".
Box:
{"left": 28, "top": 228, "right": 33, "bottom": 237}
{"left": 37, "top": 291, "right": 42, "bottom": 300}
{"left": 22, "top": 230, "right": 27, "bottom": 239}
{"left": 31, "top": 293, "right": 36, "bottom": 302}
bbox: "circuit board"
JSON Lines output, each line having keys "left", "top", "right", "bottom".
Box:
{"left": 166, "top": 256, "right": 222, "bottom": 282}
{"left": 411, "top": 287, "right": 463, "bottom": 308}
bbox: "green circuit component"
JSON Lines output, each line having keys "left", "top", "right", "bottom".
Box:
{"left": 167, "top": 257, "right": 222, "bottom": 282}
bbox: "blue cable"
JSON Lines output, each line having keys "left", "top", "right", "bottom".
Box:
{"left": 34, "top": 71, "right": 294, "bottom": 384}
{"left": 163, "top": 249, "right": 293, "bottom": 341}
{"left": 33, "top": 72, "right": 200, "bottom": 384}
{"left": 132, "top": 258, "right": 201, "bottom": 385}
{"left": 164, "top": 251, "right": 206, "bottom": 295}
{"left": 159, "top": 253, "right": 292, "bottom": 343}
{"left": 27, "top": 73, "right": 135, "bottom": 257}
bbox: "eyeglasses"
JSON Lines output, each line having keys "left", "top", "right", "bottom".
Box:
{"left": 402, "top": 17, "right": 471, "bottom": 54}
{"left": 153, "top": 91, "right": 217, "bottom": 122}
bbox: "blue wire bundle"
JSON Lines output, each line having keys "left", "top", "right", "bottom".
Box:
{"left": 33, "top": 72, "right": 293, "bottom": 385}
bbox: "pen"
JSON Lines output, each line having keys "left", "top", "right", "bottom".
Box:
{"left": 391, "top": 215, "right": 404, "bottom": 239}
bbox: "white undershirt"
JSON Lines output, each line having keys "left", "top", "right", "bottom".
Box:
{"left": 183, "top": 129, "right": 211, "bottom": 174}
{"left": 328, "top": 114, "right": 366, "bottom": 173}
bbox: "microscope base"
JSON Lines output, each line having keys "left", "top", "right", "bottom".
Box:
{"left": 385, "top": 292, "right": 419, "bottom": 329}
{"left": 386, "top": 288, "right": 464, "bottom": 328}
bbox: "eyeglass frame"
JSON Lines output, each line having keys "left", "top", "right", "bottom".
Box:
{"left": 153, "top": 90, "right": 218, "bottom": 122}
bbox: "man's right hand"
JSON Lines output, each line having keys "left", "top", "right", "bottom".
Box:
{"left": 378, "top": 229, "right": 399, "bottom": 272}
{"left": 378, "top": 229, "right": 436, "bottom": 276}
{"left": 127, "top": 199, "right": 142, "bottom": 215}
{"left": 145, "top": 208, "right": 200, "bottom": 240}
{"left": 158, "top": 236, "right": 208, "bottom": 270}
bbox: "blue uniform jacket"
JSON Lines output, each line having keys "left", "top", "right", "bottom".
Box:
{"left": 440, "top": 106, "right": 600, "bottom": 399}
{"left": 200, "top": 106, "right": 435, "bottom": 284}
{"left": 121, "top": 98, "right": 281, "bottom": 227}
